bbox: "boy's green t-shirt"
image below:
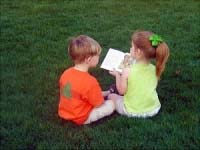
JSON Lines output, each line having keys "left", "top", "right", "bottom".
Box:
{"left": 124, "top": 63, "right": 161, "bottom": 114}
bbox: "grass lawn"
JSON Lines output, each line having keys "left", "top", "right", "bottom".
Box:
{"left": 1, "top": 0, "right": 200, "bottom": 149}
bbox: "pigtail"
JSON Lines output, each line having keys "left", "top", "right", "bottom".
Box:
{"left": 132, "top": 31, "right": 170, "bottom": 80}
{"left": 155, "top": 42, "right": 169, "bottom": 79}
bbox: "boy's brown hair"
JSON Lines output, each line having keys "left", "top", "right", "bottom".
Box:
{"left": 68, "top": 35, "right": 102, "bottom": 64}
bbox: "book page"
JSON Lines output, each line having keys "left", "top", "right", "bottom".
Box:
{"left": 100, "top": 48, "right": 134, "bottom": 72}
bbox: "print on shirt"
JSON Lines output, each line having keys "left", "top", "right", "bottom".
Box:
{"left": 62, "top": 82, "right": 71, "bottom": 99}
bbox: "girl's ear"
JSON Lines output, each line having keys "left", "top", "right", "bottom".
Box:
{"left": 135, "top": 48, "right": 144, "bottom": 59}
{"left": 136, "top": 48, "right": 143, "bottom": 56}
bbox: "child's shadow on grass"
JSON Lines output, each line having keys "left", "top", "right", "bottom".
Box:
{"left": 58, "top": 112, "right": 119, "bottom": 127}
{"left": 88, "top": 112, "right": 118, "bottom": 127}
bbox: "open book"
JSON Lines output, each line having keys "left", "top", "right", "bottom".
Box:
{"left": 100, "top": 48, "right": 136, "bottom": 72}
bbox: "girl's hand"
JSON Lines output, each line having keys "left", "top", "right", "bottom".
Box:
{"left": 109, "top": 69, "right": 120, "bottom": 77}
{"left": 121, "top": 68, "right": 130, "bottom": 79}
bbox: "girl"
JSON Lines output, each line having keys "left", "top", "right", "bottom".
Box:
{"left": 108, "top": 31, "right": 169, "bottom": 118}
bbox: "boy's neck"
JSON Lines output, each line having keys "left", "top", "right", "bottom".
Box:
{"left": 74, "top": 63, "right": 89, "bottom": 72}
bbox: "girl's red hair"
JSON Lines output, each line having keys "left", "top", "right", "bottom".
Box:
{"left": 132, "top": 31, "right": 169, "bottom": 79}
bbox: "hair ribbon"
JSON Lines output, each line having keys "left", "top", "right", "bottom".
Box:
{"left": 149, "top": 34, "right": 163, "bottom": 47}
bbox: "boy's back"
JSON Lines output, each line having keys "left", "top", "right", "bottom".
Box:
{"left": 58, "top": 67, "right": 104, "bottom": 125}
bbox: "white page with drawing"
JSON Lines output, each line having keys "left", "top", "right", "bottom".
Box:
{"left": 100, "top": 48, "right": 135, "bottom": 72}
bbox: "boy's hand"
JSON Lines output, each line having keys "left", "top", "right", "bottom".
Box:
{"left": 102, "top": 91, "right": 110, "bottom": 97}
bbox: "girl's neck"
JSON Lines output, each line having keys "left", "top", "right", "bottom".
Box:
{"left": 74, "top": 63, "right": 89, "bottom": 72}
{"left": 135, "top": 58, "right": 150, "bottom": 65}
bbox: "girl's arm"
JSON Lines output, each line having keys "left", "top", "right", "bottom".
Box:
{"left": 109, "top": 68, "right": 130, "bottom": 95}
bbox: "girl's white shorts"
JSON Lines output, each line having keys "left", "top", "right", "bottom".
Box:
{"left": 115, "top": 97, "right": 160, "bottom": 118}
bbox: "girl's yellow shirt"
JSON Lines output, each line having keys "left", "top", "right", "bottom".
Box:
{"left": 124, "top": 63, "right": 161, "bottom": 114}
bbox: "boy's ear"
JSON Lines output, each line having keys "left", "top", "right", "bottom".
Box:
{"left": 85, "top": 56, "right": 92, "bottom": 64}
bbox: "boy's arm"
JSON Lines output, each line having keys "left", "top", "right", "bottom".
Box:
{"left": 102, "top": 91, "right": 110, "bottom": 97}
{"left": 87, "top": 79, "right": 104, "bottom": 107}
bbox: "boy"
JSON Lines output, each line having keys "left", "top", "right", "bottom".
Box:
{"left": 58, "top": 35, "right": 115, "bottom": 125}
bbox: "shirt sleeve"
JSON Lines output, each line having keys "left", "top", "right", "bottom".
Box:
{"left": 87, "top": 78, "right": 104, "bottom": 107}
